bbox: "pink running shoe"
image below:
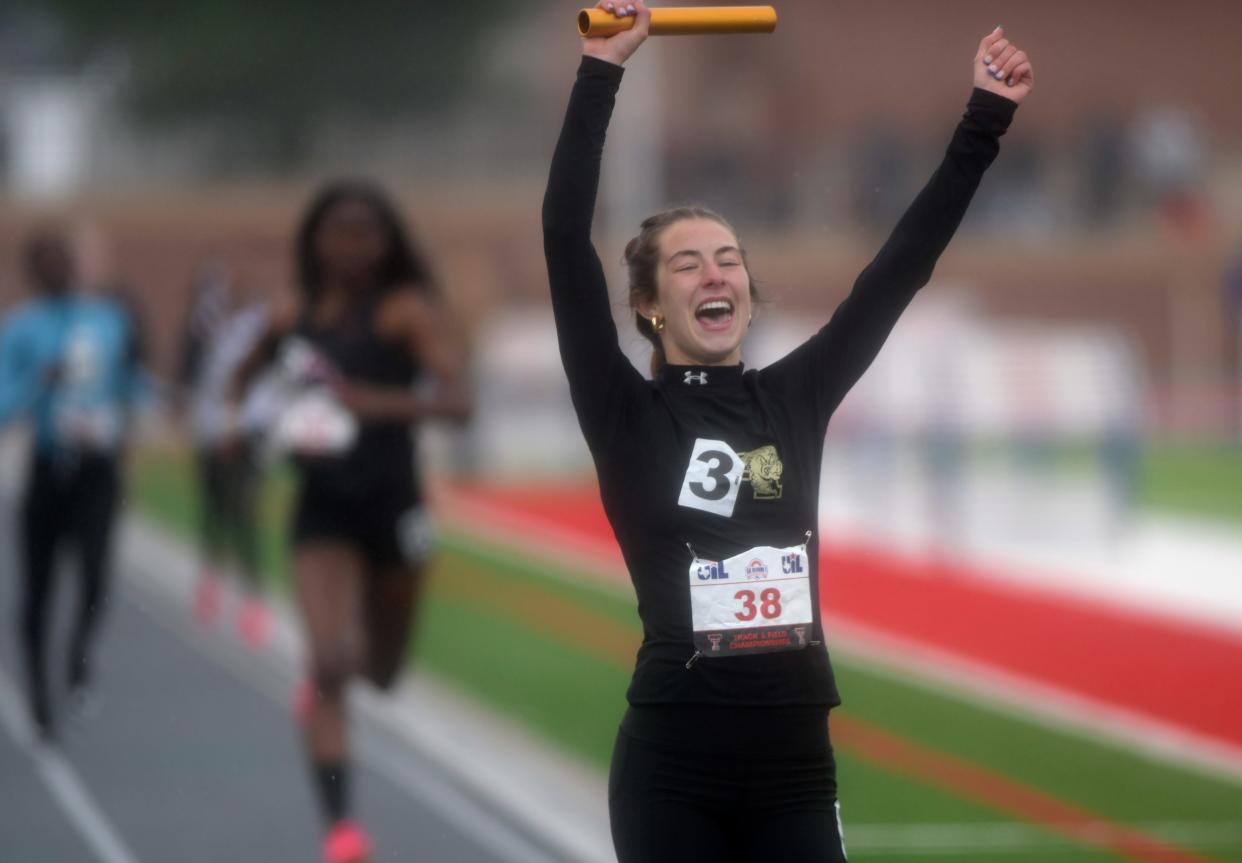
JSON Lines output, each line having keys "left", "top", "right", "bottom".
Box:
{"left": 323, "top": 819, "right": 372, "bottom": 863}
{"left": 192, "top": 573, "right": 223, "bottom": 626}
{"left": 236, "top": 598, "right": 272, "bottom": 649}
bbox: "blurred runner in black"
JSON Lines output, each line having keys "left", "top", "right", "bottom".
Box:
{"left": 543, "top": 3, "right": 1033, "bottom": 860}
{"left": 232, "top": 181, "right": 472, "bottom": 863}
{"left": 0, "top": 229, "right": 149, "bottom": 739}
{"left": 176, "top": 256, "right": 271, "bottom": 647}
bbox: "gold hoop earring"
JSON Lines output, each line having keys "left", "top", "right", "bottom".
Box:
{"left": 651, "top": 315, "right": 665, "bottom": 333}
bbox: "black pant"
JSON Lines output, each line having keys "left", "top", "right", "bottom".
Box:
{"left": 609, "top": 706, "right": 848, "bottom": 862}
{"left": 195, "top": 444, "right": 260, "bottom": 587}
{"left": 19, "top": 452, "right": 120, "bottom": 727}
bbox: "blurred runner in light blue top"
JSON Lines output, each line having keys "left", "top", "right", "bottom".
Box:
{"left": 0, "top": 238, "right": 147, "bottom": 454}
{"left": 0, "top": 228, "right": 148, "bottom": 741}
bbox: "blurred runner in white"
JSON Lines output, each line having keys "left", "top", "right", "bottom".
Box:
{"left": 176, "top": 256, "right": 272, "bottom": 647}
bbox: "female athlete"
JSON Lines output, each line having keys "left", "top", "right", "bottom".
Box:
{"left": 235, "top": 181, "right": 472, "bottom": 863}
{"left": 543, "top": 4, "right": 1032, "bottom": 859}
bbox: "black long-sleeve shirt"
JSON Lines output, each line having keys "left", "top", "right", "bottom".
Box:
{"left": 543, "top": 56, "right": 1015, "bottom": 708}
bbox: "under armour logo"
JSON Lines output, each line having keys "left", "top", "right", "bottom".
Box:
{"left": 684, "top": 371, "right": 708, "bottom": 385}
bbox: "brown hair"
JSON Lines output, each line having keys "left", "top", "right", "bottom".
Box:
{"left": 623, "top": 206, "right": 758, "bottom": 376}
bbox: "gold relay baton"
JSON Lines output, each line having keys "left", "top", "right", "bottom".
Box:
{"left": 577, "top": 6, "right": 778, "bottom": 37}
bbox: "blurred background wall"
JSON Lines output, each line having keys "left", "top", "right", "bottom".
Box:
{"left": 2, "top": 0, "right": 1240, "bottom": 460}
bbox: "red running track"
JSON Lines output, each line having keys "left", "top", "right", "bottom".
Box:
{"left": 823, "top": 540, "right": 1242, "bottom": 750}
{"left": 445, "top": 482, "right": 1242, "bottom": 752}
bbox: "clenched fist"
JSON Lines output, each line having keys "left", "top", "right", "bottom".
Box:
{"left": 974, "top": 27, "right": 1034, "bottom": 104}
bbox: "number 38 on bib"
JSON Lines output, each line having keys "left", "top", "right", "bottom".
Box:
{"left": 687, "top": 542, "right": 815, "bottom": 657}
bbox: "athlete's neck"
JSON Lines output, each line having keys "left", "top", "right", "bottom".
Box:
{"left": 662, "top": 345, "right": 742, "bottom": 367}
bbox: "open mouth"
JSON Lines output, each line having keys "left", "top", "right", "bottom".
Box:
{"left": 694, "top": 298, "right": 735, "bottom": 332}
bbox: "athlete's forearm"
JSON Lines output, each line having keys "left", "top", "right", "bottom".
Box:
{"left": 416, "top": 379, "right": 474, "bottom": 424}
{"left": 542, "top": 56, "right": 623, "bottom": 244}
{"left": 334, "top": 381, "right": 471, "bottom": 424}
{"left": 0, "top": 357, "right": 38, "bottom": 423}
{"left": 542, "top": 57, "right": 626, "bottom": 366}
{"left": 228, "top": 327, "right": 281, "bottom": 404}
{"left": 0, "top": 372, "right": 35, "bottom": 424}
{"left": 542, "top": 56, "right": 643, "bottom": 445}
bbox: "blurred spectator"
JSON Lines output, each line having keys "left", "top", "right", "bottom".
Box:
{"left": 1129, "top": 106, "right": 1212, "bottom": 235}
{"left": 1079, "top": 114, "right": 1127, "bottom": 229}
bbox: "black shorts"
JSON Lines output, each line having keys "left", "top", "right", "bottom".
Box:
{"left": 609, "top": 705, "right": 847, "bottom": 862}
{"left": 291, "top": 483, "right": 433, "bottom": 571}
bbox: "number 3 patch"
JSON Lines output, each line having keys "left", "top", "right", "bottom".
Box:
{"left": 678, "top": 438, "right": 744, "bottom": 518}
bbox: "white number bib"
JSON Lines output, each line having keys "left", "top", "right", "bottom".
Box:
{"left": 678, "top": 438, "right": 744, "bottom": 517}
{"left": 271, "top": 389, "right": 358, "bottom": 456}
{"left": 688, "top": 542, "right": 815, "bottom": 657}
{"left": 54, "top": 405, "right": 122, "bottom": 450}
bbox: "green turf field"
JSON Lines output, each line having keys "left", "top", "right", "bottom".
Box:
{"left": 1140, "top": 442, "right": 1242, "bottom": 525}
{"left": 128, "top": 444, "right": 1242, "bottom": 861}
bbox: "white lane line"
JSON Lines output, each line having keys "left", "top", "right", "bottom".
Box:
{"left": 352, "top": 684, "right": 612, "bottom": 863}
{"left": 356, "top": 731, "right": 561, "bottom": 863}
{"left": 121, "top": 582, "right": 565, "bottom": 863}
{"left": 0, "top": 665, "right": 142, "bottom": 863}
{"left": 842, "top": 820, "right": 1242, "bottom": 855}
{"left": 120, "top": 514, "right": 613, "bottom": 863}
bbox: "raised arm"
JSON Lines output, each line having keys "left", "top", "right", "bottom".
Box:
{"left": 541, "top": 1, "right": 652, "bottom": 449}
{"left": 775, "top": 28, "right": 1031, "bottom": 422}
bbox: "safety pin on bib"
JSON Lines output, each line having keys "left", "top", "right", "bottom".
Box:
{"left": 685, "top": 542, "right": 705, "bottom": 668}
{"left": 803, "top": 529, "right": 822, "bottom": 647}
